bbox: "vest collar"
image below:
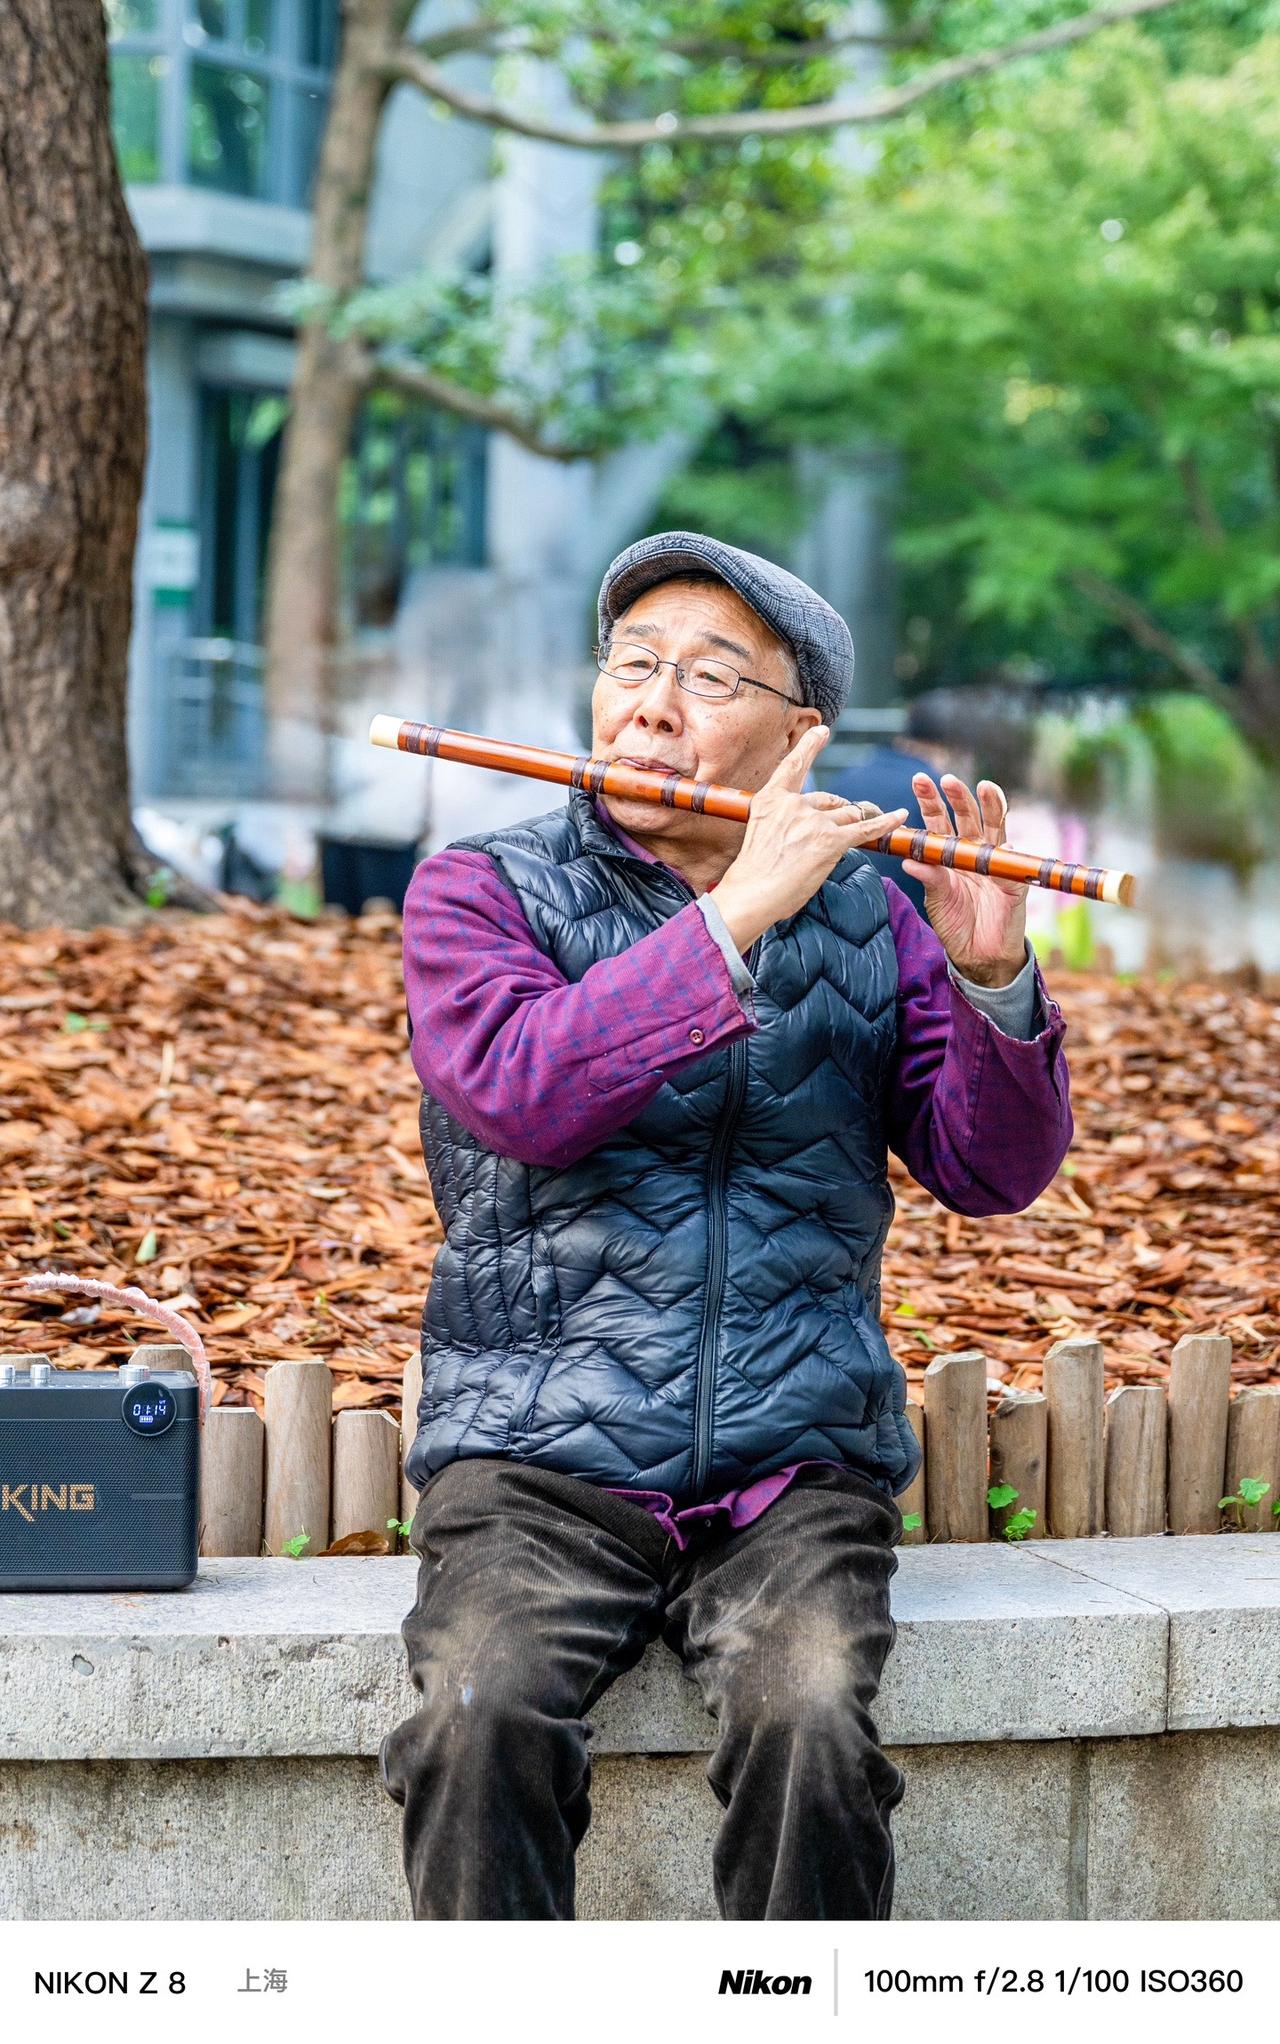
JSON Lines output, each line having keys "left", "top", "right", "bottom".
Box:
{"left": 571, "top": 790, "right": 648, "bottom": 866}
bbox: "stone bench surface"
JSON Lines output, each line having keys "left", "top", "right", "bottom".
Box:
{"left": 2, "top": 1536, "right": 1278, "bottom": 1762}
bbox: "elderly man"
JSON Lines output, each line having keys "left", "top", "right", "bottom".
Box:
{"left": 380, "top": 530, "right": 1072, "bottom": 1922}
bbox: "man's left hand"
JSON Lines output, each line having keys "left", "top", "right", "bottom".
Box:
{"left": 899, "top": 773, "right": 1030, "bottom": 988}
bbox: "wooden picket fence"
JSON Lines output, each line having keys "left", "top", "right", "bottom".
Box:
{"left": 130, "top": 1333, "right": 1280, "bottom": 1557}
{"left": 900, "top": 1334, "right": 1279, "bottom": 1543}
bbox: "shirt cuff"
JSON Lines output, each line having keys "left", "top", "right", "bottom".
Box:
{"left": 946, "top": 939, "right": 1040, "bottom": 1040}
{"left": 695, "top": 892, "right": 757, "bottom": 1010}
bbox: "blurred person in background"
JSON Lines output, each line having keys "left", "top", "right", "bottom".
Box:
{"left": 829, "top": 694, "right": 977, "bottom": 919}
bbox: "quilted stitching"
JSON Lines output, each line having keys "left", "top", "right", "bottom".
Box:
{"left": 405, "top": 797, "right": 922, "bottom": 1506}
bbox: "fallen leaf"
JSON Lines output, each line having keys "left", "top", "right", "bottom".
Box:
{"left": 316, "top": 1530, "right": 391, "bottom": 1556}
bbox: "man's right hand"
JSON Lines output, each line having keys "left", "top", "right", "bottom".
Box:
{"left": 708, "top": 725, "right": 908, "bottom": 953}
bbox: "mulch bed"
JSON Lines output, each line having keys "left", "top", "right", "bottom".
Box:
{"left": 0, "top": 905, "right": 1277, "bottom": 1411}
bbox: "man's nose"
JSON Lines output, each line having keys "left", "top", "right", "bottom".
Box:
{"left": 630, "top": 664, "right": 686, "bottom": 732}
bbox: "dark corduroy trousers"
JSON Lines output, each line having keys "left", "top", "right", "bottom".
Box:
{"left": 379, "top": 1455, "right": 904, "bottom": 1920}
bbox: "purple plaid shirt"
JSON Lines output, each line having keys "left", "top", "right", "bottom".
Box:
{"left": 403, "top": 798, "right": 1072, "bottom": 1544}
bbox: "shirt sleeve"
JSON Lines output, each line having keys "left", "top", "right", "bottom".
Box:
{"left": 946, "top": 943, "right": 1039, "bottom": 1039}
{"left": 881, "top": 878, "right": 1074, "bottom": 1215}
{"left": 695, "top": 891, "right": 758, "bottom": 1009}
{"left": 402, "top": 849, "right": 757, "bottom": 1169}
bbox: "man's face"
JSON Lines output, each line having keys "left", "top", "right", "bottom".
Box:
{"left": 591, "top": 578, "right": 822, "bottom": 840}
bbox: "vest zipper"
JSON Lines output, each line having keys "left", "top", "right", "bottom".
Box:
{"left": 690, "top": 933, "right": 761, "bottom": 1499}
{"left": 647, "top": 865, "right": 759, "bottom": 1498}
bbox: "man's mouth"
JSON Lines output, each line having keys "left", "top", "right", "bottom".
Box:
{"left": 611, "top": 754, "right": 687, "bottom": 776}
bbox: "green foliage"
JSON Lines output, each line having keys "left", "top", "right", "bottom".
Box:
{"left": 1051, "top": 900, "right": 1096, "bottom": 971}
{"left": 291, "top": 0, "right": 1280, "bottom": 754}
{"left": 274, "top": 875, "right": 322, "bottom": 919}
{"left": 900, "top": 1511, "right": 923, "bottom": 1532}
{"left": 299, "top": 2, "right": 859, "bottom": 457}
{"left": 700, "top": 25, "right": 1280, "bottom": 727}
{"left": 1220, "top": 1476, "right": 1272, "bottom": 1525}
{"left": 1057, "top": 693, "right": 1270, "bottom": 872}
{"left": 144, "top": 865, "right": 175, "bottom": 908}
{"left": 387, "top": 1516, "right": 413, "bottom": 1540}
{"left": 988, "top": 1481, "right": 1038, "bottom": 1540}
{"left": 62, "top": 1012, "right": 108, "bottom": 1033}
{"left": 280, "top": 1530, "right": 312, "bottom": 1558}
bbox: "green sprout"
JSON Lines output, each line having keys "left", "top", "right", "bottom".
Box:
{"left": 988, "top": 1482, "right": 1038, "bottom": 1542}
{"left": 1219, "top": 1477, "right": 1271, "bottom": 1529}
{"left": 280, "top": 1529, "right": 313, "bottom": 1558}
{"left": 145, "top": 865, "right": 176, "bottom": 908}
{"left": 387, "top": 1516, "right": 413, "bottom": 1541}
{"left": 900, "top": 1512, "right": 923, "bottom": 1533}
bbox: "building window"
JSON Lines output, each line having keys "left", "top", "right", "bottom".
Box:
{"left": 193, "top": 382, "right": 487, "bottom": 645}
{"left": 108, "top": 0, "right": 338, "bottom": 206}
{"left": 341, "top": 394, "right": 490, "bottom": 630}
{"left": 197, "top": 384, "right": 283, "bottom": 643}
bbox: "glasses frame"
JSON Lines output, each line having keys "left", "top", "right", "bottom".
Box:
{"left": 594, "top": 640, "right": 802, "bottom": 709}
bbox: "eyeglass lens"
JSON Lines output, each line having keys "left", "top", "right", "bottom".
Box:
{"left": 602, "top": 643, "right": 739, "bottom": 699}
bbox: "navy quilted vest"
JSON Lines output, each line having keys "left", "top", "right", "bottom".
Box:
{"left": 405, "top": 794, "right": 922, "bottom": 1506}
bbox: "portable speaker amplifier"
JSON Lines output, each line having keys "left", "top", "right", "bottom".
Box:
{"left": 0, "top": 1355, "right": 199, "bottom": 1590}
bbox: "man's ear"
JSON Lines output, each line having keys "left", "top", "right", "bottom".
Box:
{"left": 783, "top": 705, "right": 823, "bottom": 753}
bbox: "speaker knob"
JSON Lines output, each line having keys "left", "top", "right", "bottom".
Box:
{"left": 29, "top": 1361, "right": 51, "bottom": 1387}
{"left": 120, "top": 1362, "right": 152, "bottom": 1388}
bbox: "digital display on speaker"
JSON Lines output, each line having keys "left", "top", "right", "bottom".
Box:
{"left": 122, "top": 1384, "right": 177, "bottom": 1436}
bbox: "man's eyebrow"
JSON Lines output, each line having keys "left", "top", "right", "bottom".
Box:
{"left": 616, "top": 618, "right": 755, "bottom": 664}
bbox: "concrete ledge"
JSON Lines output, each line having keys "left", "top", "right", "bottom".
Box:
{"left": 4, "top": 1537, "right": 1279, "bottom": 1919}
{"left": 9, "top": 1534, "right": 1260, "bottom": 1759}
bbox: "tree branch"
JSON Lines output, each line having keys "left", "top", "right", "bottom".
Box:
{"left": 355, "top": 345, "right": 598, "bottom": 461}
{"left": 410, "top": 16, "right": 509, "bottom": 61}
{"left": 406, "top": 15, "right": 935, "bottom": 68}
{"left": 384, "top": 0, "right": 1188, "bottom": 150}
{"left": 1175, "top": 453, "right": 1278, "bottom": 688}
{"left": 1070, "top": 567, "right": 1237, "bottom": 711}
{"left": 1175, "top": 452, "right": 1226, "bottom": 547}
{"left": 659, "top": 19, "right": 938, "bottom": 61}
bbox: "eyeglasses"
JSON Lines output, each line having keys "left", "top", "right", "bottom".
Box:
{"left": 594, "top": 640, "right": 801, "bottom": 708}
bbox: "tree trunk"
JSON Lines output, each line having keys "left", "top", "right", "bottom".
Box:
{"left": 0, "top": 1, "right": 198, "bottom": 929}
{"left": 1236, "top": 659, "right": 1280, "bottom": 775}
{"left": 262, "top": 0, "right": 407, "bottom": 798}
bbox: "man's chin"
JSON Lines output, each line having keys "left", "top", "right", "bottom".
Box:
{"left": 596, "top": 789, "right": 676, "bottom": 834}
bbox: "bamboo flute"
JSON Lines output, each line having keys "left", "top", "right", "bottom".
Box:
{"left": 370, "top": 715, "right": 1137, "bottom": 907}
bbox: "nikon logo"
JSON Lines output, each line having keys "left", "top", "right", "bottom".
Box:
{"left": 719, "top": 1971, "right": 812, "bottom": 1997}
{"left": 1, "top": 1483, "right": 96, "bottom": 1523}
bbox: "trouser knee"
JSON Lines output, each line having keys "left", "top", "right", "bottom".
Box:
{"left": 379, "top": 1679, "right": 586, "bottom": 1812}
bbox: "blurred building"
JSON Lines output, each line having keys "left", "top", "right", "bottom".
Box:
{"left": 112, "top": 1, "right": 898, "bottom": 843}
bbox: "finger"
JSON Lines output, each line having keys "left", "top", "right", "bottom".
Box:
{"left": 769, "top": 723, "right": 829, "bottom": 789}
{"left": 939, "top": 774, "right": 985, "bottom": 843}
{"left": 900, "top": 856, "right": 949, "bottom": 893}
{"left": 976, "top": 779, "right": 1009, "bottom": 844}
{"left": 910, "top": 771, "right": 956, "bottom": 837}
{"left": 805, "top": 792, "right": 886, "bottom": 819}
{"left": 837, "top": 805, "right": 908, "bottom": 843}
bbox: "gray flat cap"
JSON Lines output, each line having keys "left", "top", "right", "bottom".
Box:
{"left": 597, "top": 528, "right": 854, "bottom": 727}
